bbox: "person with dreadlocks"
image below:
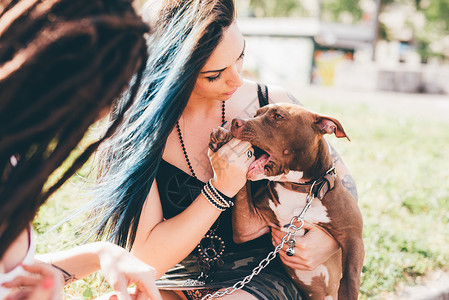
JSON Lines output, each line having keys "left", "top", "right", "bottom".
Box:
{"left": 92, "top": 0, "right": 359, "bottom": 299}
{"left": 0, "top": 0, "right": 162, "bottom": 299}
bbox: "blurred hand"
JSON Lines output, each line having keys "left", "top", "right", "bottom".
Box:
{"left": 271, "top": 222, "right": 340, "bottom": 271}
{"left": 208, "top": 137, "right": 255, "bottom": 197}
{"left": 3, "top": 263, "right": 63, "bottom": 300}
{"left": 98, "top": 243, "right": 161, "bottom": 300}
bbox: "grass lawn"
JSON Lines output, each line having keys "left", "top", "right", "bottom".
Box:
{"left": 34, "top": 89, "right": 449, "bottom": 299}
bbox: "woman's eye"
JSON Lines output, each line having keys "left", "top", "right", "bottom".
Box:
{"left": 206, "top": 73, "right": 222, "bottom": 82}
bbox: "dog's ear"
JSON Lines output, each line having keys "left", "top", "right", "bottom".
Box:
{"left": 314, "top": 114, "right": 350, "bottom": 141}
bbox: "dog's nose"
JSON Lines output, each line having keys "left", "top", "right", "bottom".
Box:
{"left": 232, "top": 118, "right": 246, "bottom": 128}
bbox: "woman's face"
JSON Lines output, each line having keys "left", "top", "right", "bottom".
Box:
{"left": 192, "top": 21, "right": 245, "bottom": 101}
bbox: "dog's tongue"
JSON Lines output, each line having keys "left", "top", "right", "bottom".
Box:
{"left": 247, "top": 153, "right": 270, "bottom": 180}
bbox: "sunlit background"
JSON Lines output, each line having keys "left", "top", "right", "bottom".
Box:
{"left": 135, "top": 0, "right": 449, "bottom": 94}
{"left": 238, "top": 0, "right": 449, "bottom": 94}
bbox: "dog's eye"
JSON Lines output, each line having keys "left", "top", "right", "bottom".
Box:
{"left": 274, "top": 113, "right": 284, "bottom": 120}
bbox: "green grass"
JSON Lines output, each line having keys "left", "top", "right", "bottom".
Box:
{"left": 34, "top": 93, "right": 449, "bottom": 299}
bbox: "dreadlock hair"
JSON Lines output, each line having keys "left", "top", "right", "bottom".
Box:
{"left": 90, "top": 0, "right": 235, "bottom": 249}
{"left": 0, "top": 0, "right": 149, "bottom": 258}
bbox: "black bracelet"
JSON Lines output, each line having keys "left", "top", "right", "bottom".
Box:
{"left": 207, "top": 180, "right": 234, "bottom": 206}
{"left": 201, "top": 188, "right": 227, "bottom": 211}
{"left": 51, "top": 263, "right": 77, "bottom": 284}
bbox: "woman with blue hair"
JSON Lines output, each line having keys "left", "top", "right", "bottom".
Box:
{"left": 92, "top": 0, "right": 358, "bottom": 299}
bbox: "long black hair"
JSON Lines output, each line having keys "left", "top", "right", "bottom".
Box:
{"left": 0, "top": 0, "right": 149, "bottom": 258}
{"left": 91, "top": 0, "right": 235, "bottom": 249}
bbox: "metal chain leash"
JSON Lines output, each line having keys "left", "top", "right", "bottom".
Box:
{"left": 201, "top": 182, "right": 318, "bottom": 300}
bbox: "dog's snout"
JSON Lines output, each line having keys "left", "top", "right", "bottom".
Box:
{"left": 230, "top": 118, "right": 247, "bottom": 138}
{"left": 232, "top": 118, "right": 246, "bottom": 128}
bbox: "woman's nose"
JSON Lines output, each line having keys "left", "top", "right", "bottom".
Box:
{"left": 226, "top": 63, "right": 243, "bottom": 87}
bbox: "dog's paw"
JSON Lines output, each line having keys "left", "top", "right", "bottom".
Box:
{"left": 209, "top": 127, "right": 233, "bottom": 152}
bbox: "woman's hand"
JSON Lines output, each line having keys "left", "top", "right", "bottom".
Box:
{"left": 271, "top": 222, "right": 340, "bottom": 271}
{"left": 97, "top": 242, "right": 162, "bottom": 300}
{"left": 3, "top": 263, "right": 63, "bottom": 300}
{"left": 208, "top": 137, "right": 255, "bottom": 197}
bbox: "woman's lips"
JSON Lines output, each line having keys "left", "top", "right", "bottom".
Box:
{"left": 223, "top": 88, "right": 237, "bottom": 95}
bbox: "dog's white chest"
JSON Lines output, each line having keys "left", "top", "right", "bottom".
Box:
{"left": 268, "top": 184, "right": 331, "bottom": 232}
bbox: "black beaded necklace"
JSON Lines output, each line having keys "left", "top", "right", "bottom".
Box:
{"left": 176, "top": 101, "right": 225, "bottom": 178}
{"left": 175, "top": 100, "right": 226, "bottom": 282}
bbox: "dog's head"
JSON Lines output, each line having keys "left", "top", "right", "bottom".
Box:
{"left": 231, "top": 103, "right": 349, "bottom": 181}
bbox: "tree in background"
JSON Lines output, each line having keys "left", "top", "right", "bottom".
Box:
{"left": 132, "top": 0, "right": 448, "bottom": 62}
{"left": 237, "top": 0, "right": 448, "bottom": 62}
{"left": 237, "top": 0, "right": 306, "bottom": 17}
{"left": 321, "top": 0, "right": 364, "bottom": 24}
{"left": 237, "top": 0, "right": 378, "bottom": 22}
{"left": 414, "top": 0, "right": 449, "bottom": 62}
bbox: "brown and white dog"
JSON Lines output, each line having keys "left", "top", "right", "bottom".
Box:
{"left": 209, "top": 103, "right": 364, "bottom": 300}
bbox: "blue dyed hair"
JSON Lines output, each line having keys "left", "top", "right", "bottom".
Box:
{"left": 90, "top": 0, "right": 235, "bottom": 249}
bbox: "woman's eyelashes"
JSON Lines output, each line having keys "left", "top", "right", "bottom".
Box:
{"left": 205, "top": 52, "right": 244, "bottom": 82}
{"left": 206, "top": 73, "right": 222, "bottom": 82}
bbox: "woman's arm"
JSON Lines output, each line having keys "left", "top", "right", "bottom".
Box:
{"left": 131, "top": 138, "right": 255, "bottom": 278}
{"left": 329, "top": 143, "right": 358, "bottom": 201}
{"left": 36, "top": 242, "right": 161, "bottom": 300}
{"left": 130, "top": 179, "right": 223, "bottom": 278}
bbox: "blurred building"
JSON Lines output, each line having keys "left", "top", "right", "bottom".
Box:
{"left": 238, "top": 17, "right": 373, "bottom": 87}
{"left": 238, "top": 17, "right": 449, "bottom": 95}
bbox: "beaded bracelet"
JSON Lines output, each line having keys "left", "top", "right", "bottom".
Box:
{"left": 201, "top": 180, "right": 235, "bottom": 211}
{"left": 201, "top": 188, "right": 227, "bottom": 211}
{"left": 207, "top": 179, "right": 234, "bottom": 207}
{"left": 204, "top": 184, "right": 230, "bottom": 208}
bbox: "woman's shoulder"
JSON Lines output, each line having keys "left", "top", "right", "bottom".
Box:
{"left": 238, "top": 79, "right": 290, "bottom": 99}
{"left": 243, "top": 79, "right": 303, "bottom": 106}
{"left": 237, "top": 79, "right": 258, "bottom": 95}
{"left": 231, "top": 79, "right": 303, "bottom": 115}
{"left": 265, "top": 83, "right": 303, "bottom": 105}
